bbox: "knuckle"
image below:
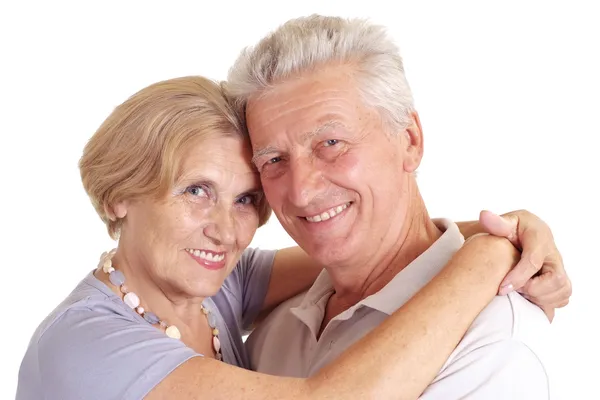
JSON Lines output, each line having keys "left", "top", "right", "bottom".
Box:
{"left": 525, "top": 253, "right": 542, "bottom": 274}
{"left": 557, "top": 299, "right": 570, "bottom": 308}
{"left": 552, "top": 274, "right": 566, "bottom": 290}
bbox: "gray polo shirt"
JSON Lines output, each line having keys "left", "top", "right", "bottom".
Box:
{"left": 246, "top": 219, "right": 551, "bottom": 399}
{"left": 16, "top": 247, "right": 276, "bottom": 400}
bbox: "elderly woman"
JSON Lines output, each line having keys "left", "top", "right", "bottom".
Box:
{"left": 17, "top": 76, "right": 567, "bottom": 400}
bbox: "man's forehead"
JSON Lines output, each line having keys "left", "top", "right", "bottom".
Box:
{"left": 251, "top": 119, "right": 346, "bottom": 154}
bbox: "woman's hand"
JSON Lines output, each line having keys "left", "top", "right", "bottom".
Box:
{"left": 477, "top": 209, "right": 571, "bottom": 321}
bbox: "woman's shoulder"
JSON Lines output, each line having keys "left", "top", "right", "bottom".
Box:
{"left": 236, "top": 247, "right": 278, "bottom": 269}
{"left": 30, "top": 271, "right": 132, "bottom": 341}
{"left": 18, "top": 271, "right": 197, "bottom": 400}
{"left": 217, "top": 247, "right": 277, "bottom": 303}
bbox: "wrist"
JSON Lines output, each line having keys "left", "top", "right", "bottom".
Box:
{"left": 456, "top": 220, "right": 482, "bottom": 240}
{"left": 464, "top": 235, "right": 520, "bottom": 269}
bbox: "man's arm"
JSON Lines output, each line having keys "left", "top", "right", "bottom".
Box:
{"left": 456, "top": 209, "right": 572, "bottom": 321}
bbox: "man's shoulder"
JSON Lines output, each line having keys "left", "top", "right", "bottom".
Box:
{"left": 425, "top": 293, "right": 551, "bottom": 398}
{"left": 449, "top": 291, "right": 550, "bottom": 365}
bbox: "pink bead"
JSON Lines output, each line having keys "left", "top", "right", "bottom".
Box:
{"left": 124, "top": 292, "right": 140, "bottom": 309}
{"left": 213, "top": 336, "right": 221, "bottom": 353}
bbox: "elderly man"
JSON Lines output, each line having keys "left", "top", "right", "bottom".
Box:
{"left": 225, "top": 15, "right": 568, "bottom": 398}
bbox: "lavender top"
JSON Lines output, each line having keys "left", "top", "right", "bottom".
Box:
{"left": 16, "top": 247, "right": 276, "bottom": 400}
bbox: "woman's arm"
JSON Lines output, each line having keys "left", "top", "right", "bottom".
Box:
{"left": 456, "top": 209, "right": 571, "bottom": 320}
{"left": 147, "top": 234, "right": 518, "bottom": 400}
{"left": 260, "top": 210, "right": 570, "bottom": 319}
{"left": 260, "top": 246, "right": 323, "bottom": 313}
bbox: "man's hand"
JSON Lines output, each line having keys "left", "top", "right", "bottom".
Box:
{"left": 478, "top": 209, "right": 572, "bottom": 321}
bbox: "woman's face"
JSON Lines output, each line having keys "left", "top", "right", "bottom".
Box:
{"left": 116, "top": 134, "right": 261, "bottom": 298}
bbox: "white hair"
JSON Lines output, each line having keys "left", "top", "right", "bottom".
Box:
{"left": 225, "top": 14, "right": 416, "bottom": 134}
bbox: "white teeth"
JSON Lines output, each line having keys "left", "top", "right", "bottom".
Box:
{"left": 186, "top": 249, "right": 225, "bottom": 262}
{"left": 306, "top": 203, "right": 350, "bottom": 223}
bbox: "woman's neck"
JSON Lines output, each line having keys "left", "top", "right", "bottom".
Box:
{"left": 93, "top": 248, "right": 215, "bottom": 355}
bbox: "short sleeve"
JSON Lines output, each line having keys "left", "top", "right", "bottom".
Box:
{"left": 229, "top": 247, "right": 277, "bottom": 329}
{"left": 419, "top": 340, "right": 549, "bottom": 399}
{"left": 419, "top": 294, "right": 550, "bottom": 399}
{"left": 36, "top": 302, "right": 200, "bottom": 400}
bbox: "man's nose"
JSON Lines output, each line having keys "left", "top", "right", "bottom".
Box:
{"left": 287, "top": 157, "right": 325, "bottom": 209}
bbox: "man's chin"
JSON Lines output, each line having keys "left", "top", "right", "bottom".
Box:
{"left": 301, "top": 238, "right": 356, "bottom": 267}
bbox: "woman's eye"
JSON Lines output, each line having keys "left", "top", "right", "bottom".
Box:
{"left": 186, "top": 185, "right": 208, "bottom": 197}
{"left": 237, "top": 194, "right": 256, "bottom": 206}
{"left": 323, "top": 139, "right": 339, "bottom": 147}
{"left": 267, "top": 156, "right": 282, "bottom": 164}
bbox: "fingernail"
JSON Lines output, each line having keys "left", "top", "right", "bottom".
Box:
{"left": 499, "top": 283, "right": 514, "bottom": 295}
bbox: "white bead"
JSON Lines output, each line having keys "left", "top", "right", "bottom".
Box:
{"left": 98, "top": 252, "right": 108, "bottom": 267}
{"left": 106, "top": 266, "right": 115, "bottom": 274}
{"left": 102, "top": 259, "right": 113, "bottom": 273}
{"left": 136, "top": 306, "right": 145, "bottom": 315}
{"left": 213, "top": 336, "right": 221, "bottom": 353}
{"left": 166, "top": 325, "right": 181, "bottom": 339}
{"left": 124, "top": 292, "right": 140, "bottom": 309}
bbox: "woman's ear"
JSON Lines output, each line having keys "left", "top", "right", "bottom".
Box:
{"left": 104, "top": 201, "right": 128, "bottom": 221}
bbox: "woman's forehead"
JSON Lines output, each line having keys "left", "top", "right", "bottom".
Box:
{"left": 177, "top": 136, "right": 259, "bottom": 189}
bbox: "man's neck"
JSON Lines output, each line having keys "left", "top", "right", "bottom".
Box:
{"left": 322, "top": 193, "right": 442, "bottom": 325}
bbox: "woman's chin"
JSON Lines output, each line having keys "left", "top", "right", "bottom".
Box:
{"left": 181, "top": 278, "right": 225, "bottom": 299}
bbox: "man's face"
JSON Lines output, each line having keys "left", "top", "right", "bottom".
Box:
{"left": 246, "top": 64, "right": 424, "bottom": 267}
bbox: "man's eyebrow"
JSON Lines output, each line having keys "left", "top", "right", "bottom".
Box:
{"left": 251, "top": 146, "right": 279, "bottom": 165}
{"left": 251, "top": 120, "right": 345, "bottom": 165}
{"left": 300, "top": 120, "right": 344, "bottom": 142}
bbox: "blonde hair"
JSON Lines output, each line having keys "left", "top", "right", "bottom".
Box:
{"left": 225, "top": 14, "right": 416, "bottom": 134}
{"left": 79, "top": 76, "right": 271, "bottom": 239}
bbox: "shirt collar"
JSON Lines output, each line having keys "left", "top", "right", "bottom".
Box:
{"left": 290, "top": 218, "right": 464, "bottom": 329}
{"left": 289, "top": 270, "right": 335, "bottom": 337}
{"left": 360, "top": 218, "right": 464, "bottom": 315}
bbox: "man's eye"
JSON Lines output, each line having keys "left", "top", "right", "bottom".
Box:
{"left": 323, "top": 139, "right": 339, "bottom": 147}
{"left": 186, "top": 185, "right": 208, "bottom": 197}
{"left": 267, "top": 156, "right": 282, "bottom": 164}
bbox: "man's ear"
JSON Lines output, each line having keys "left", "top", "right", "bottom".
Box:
{"left": 403, "top": 111, "right": 424, "bottom": 173}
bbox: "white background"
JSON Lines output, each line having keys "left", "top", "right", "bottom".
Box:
{"left": 1, "top": 1, "right": 598, "bottom": 398}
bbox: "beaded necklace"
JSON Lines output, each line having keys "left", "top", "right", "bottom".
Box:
{"left": 99, "top": 249, "right": 222, "bottom": 360}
